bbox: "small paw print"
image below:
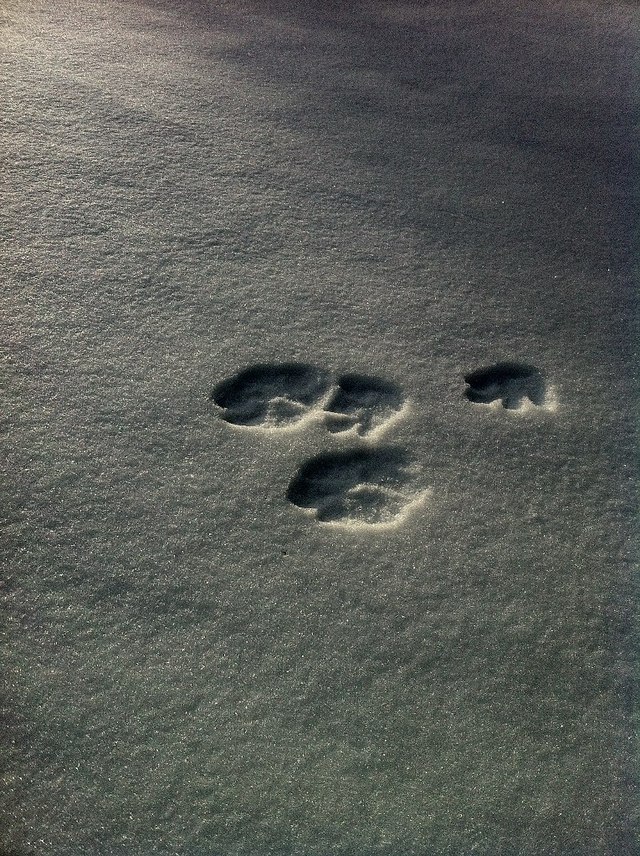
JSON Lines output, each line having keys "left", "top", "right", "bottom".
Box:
{"left": 464, "top": 362, "right": 546, "bottom": 410}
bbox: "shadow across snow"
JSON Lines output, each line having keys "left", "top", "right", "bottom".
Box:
{"left": 138, "top": 0, "right": 636, "bottom": 268}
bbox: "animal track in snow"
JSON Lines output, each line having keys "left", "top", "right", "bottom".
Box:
{"left": 464, "top": 362, "right": 546, "bottom": 410}
{"left": 287, "top": 448, "right": 428, "bottom": 528}
{"left": 211, "top": 363, "right": 330, "bottom": 429}
{"left": 323, "top": 373, "right": 405, "bottom": 437}
{"left": 211, "top": 359, "right": 553, "bottom": 529}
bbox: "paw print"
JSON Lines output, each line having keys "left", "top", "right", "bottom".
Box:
{"left": 212, "top": 363, "right": 406, "bottom": 438}
{"left": 287, "top": 447, "right": 427, "bottom": 528}
{"left": 210, "top": 358, "right": 553, "bottom": 530}
{"left": 211, "top": 363, "right": 330, "bottom": 429}
{"left": 322, "top": 374, "right": 405, "bottom": 437}
{"left": 212, "top": 362, "right": 423, "bottom": 527}
{"left": 464, "top": 362, "right": 546, "bottom": 410}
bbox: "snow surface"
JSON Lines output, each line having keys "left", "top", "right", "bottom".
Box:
{"left": 2, "top": 0, "right": 638, "bottom": 853}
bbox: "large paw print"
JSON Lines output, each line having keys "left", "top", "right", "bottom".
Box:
{"left": 464, "top": 362, "right": 546, "bottom": 410}
{"left": 212, "top": 363, "right": 407, "bottom": 437}
{"left": 211, "top": 363, "right": 330, "bottom": 429}
{"left": 286, "top": 448, "right": 428, "bottom": 527}
{"left": 322, "top": 374, "right": 405, "bottom": 437}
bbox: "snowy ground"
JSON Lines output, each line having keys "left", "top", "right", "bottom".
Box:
{"left": 2, "top": 0, "right": 638, "bottom": 854}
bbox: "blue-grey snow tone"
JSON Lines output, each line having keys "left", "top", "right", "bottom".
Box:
{"left": 2, "top": 1, "right": 637, "bottom": 854}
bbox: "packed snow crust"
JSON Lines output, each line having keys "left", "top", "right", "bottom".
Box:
{"left": 1, "top": 0, "right": 638, "bottom": 854}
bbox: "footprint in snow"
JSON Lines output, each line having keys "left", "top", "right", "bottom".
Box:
{"left": 322, "top": 373, "right": 405, "bottom": 437}
{"left": 211, "top": 363, "right": 330, "bottom": 429}
{"left": 287, "top": 447, "right": 428, "bottom": 528}
{"left": 211, "top": 359, "right": 553, "bottom": 530}
{"left": 463, "top": 362, "right": 546, "bottom": 410}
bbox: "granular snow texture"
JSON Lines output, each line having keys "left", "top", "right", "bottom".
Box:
{"left": 1, "top": 1, "right": 638, "bottom": 854}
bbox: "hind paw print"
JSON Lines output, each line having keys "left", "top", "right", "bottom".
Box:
{"left": 286, "top": 448, "right": 428, "bottom": 528}
{"left": 322, "top": 373, "right": 405, "bottom": 437}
